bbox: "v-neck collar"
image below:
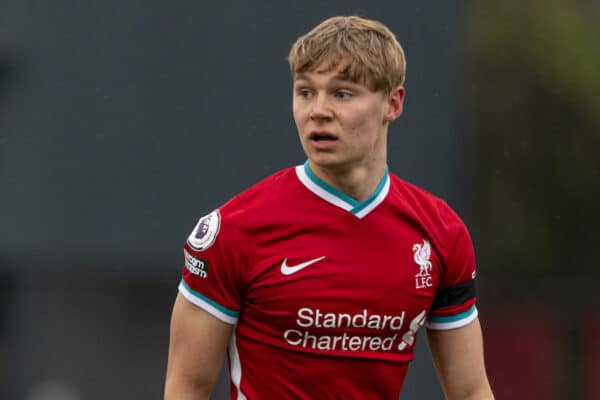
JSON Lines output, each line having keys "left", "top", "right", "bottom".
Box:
{"left": 295, "top": 160, "right": 390, "bottom": 219}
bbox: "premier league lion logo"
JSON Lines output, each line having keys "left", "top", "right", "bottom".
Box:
{"left": 187, "top": 210, "right": 221, "bottom": 251}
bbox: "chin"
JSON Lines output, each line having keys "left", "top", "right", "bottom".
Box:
{"left": 308, "top": 155, "right": 349, "bottom": 170}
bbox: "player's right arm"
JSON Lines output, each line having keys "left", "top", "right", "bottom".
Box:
{"left": 164, "top": 293, "right": 234, "bottom": 400}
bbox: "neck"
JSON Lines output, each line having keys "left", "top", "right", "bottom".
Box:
{"left": 308, "top": 161, "right": 388, "bottom": 203}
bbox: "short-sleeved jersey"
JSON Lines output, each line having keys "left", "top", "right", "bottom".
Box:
{"left": 179, "top": 162, "right": 478, "bottom": 399}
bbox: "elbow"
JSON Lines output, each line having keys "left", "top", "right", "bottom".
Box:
{"left": 164, "top": 375, "right": 214, "bottom": 400}
{"left": 446, "top": 384, "right": 495, "bottom": 400}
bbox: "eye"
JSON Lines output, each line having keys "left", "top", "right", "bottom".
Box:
{"left": 334, "top": 90, "right": 353, "bottom": 100}
{"left": 296, "top": 88, "right": 314, "bottom": 99}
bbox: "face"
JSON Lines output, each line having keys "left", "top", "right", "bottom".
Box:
{"left": 292, "top": 65, "right": 404, "bottom": 175}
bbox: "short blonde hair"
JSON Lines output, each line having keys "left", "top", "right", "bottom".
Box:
{"left": 288, "top": 16, "right": 406, "bottom": 94}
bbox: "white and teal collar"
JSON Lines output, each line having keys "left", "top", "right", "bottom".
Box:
{"left": 295, "top": 160, "right": 390, "bottom": 219}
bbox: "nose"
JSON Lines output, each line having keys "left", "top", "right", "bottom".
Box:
{"left": 310, "top": 92, "right": 333, "bottom": 121}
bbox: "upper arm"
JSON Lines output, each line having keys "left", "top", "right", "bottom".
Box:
{"left": 427, "top": 318, "right": 494, "bottom": 400}
{"left": 164, "top": 293, "right": 234, "bottom": 400}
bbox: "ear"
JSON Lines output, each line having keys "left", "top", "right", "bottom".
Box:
{"left": 384, "top": 86, "right": 405, "bottom": 122}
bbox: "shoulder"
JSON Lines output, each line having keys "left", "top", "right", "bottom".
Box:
{"left": 388, "top": 174, "right": 440, "bottom": 204}
{"left": 388, "top": 174, "right": 461, "bottom": 223}
{"left": 186, "top": 167, "right": 297, "bottom": 252}
{"left": 199, "top": 166, "right": 300, "bottom": 236}
{"left": 387, "top": 174, "right": 471, "bottom": 254}
{"left": 220, "top": 167, "right": 297, "bottom": 216}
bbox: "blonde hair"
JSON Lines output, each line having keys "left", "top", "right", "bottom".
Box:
{"left": 288, "top": 16, "right": 406, "bottom": 94}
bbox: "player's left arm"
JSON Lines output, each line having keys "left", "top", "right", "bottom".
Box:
{"left": 427, "top": 317, "right": 494, "bottom": 400}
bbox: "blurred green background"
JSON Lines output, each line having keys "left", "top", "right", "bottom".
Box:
{"left": 466, "top": 1, "right": 599, "bottom": 399}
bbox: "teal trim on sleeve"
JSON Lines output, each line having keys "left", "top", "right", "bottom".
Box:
{"left": 428, "top": 305, "right": 476, "bottom": 323}
{"left": 180, "top": 279, "right": 239, "bottom": 318}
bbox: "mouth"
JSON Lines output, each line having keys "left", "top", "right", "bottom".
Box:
{"left": 309, "top": 131, "right": 338, "bottom": 142}
{"left": 307, "top": 131, "right": 339, "bottom": 151}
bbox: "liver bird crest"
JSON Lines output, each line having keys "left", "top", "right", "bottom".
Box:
{"left": 413, "top": 240, "right": 432, "bottom": 276}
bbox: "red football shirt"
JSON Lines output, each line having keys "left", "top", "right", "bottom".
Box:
{"left": 179, "top": 162, "right": 477, "bottom": 399}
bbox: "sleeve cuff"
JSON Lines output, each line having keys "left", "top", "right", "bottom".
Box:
{"left": 178, "top": 280, "right": 239, "bottom": 325}
{"left": 426, "top": 305, "right": 478, "bottom": 330}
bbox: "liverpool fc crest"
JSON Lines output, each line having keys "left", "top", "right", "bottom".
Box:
{"left": 413, "top": 239, "right": 433, "bottom": 288}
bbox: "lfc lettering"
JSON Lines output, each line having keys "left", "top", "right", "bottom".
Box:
{"left": 415, "top": 275, "right": 432, "bottom": 289}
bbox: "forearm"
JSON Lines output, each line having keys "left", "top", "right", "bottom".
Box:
{"left": 428, "top": 319, "right": 494, "bottom": 400}
{"left": 164, "top": 376, "right": 212, "bottom": 400}
{"left": 165, "top": 294, "right": 234, "bottom": 400}
{"left": 437, "top": 358, "right": 494, "bottom": 400}
{"left": 443, "top": 384, "right": 494, "bottom": 400}
{"left": 446, "top": 393, "right": 494, "bottom": 400}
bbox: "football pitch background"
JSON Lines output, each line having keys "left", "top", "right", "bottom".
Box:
{"left": 1, "top": 1, "right": 598, "bottom": 399}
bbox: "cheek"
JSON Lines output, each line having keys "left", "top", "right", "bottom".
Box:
{"left": 345, "top": 110, "right": 376, "bottom": 135}
{"left": 292, "top": 102, "right": 307, "bottom": 126}
{"left": 359, "top": 105, "right": 385, "bottom": 130}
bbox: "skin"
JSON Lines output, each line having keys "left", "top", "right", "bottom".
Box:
{"left": 428, "top": 319, "right": 495, "bottom": 399}
{"left": 164, "top": 62, "right": 494, "bottom": 399}
{"left": 164, "top": 293, "right": 232, "bottom": 400}
{"left": 292, "top": 65, "right": 404, "bottom": 202}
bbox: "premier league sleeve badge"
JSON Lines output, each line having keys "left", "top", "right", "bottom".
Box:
{"left": 187, "top": 210, "right": 221, "bottom": 251}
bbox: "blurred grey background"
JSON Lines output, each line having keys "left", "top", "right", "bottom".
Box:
{"left": 1, "top": 1, "right": 598, "bottom": 399}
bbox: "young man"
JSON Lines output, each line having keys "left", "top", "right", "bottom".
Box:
{"left": 165, "top": 16, "right": 494, "bottom": 400}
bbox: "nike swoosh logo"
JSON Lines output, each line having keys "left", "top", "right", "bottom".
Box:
{"left": 280, "top": 256, "right": 326, "bottom": 276}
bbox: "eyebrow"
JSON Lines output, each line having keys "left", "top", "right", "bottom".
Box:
{"left": 294, "top": 73, "right": 359, "bottom": 85}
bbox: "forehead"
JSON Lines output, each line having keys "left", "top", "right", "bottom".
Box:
{"left": 293, "top": 58, "right": 376, "bottom": 90}
{"left": 293, "top": 69, "right": 367, "bottom": 90}
{"left": 294, "top": 70, "right": 354, "bottom": 84}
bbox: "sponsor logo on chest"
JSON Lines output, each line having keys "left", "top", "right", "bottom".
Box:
{"left": 283, "top": 307, "right": 426, "bottom": 353}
